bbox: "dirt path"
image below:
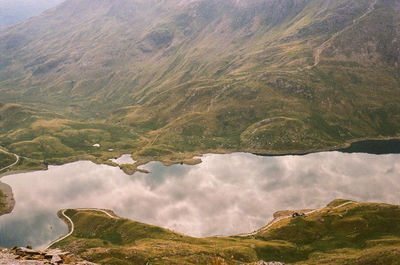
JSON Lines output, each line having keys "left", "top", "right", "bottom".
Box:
{"left": 310, "top": 0, "right": 378, "bottom": 68}
{"left": 0, "top": 147, "right": 19, "bottom": 173}
{"left": 264, "top": 0, "right": 378, "bottom": 75}
{"left": 45, "top": 208, "right": 119, "bottom": 250}
{"left": 238, "top": 201, "right": 359, "bottom": 237}
{"left": 0, "top": 147, "right": 19, "bottom": 216}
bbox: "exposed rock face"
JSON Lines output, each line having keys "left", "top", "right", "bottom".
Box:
{"left": 0, "top": 248, "right": 97, "bottom": 265}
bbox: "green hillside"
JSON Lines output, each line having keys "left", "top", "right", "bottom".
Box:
{"left": 0, "top": 152, "right": 15, "bottom": 169}
{"left": 0, "top": 0, "right": 399, "bottom": 168}
{"left": 54, "top": 201, "right": 400, "bottom": 265}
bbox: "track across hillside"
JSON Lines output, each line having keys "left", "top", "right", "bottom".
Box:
{"left": 267, "top": 0, "right": 379, "bottom": 74}
{"left": 45, "top": 208, "right": 119, "bottom": 250}
{"left": 310, "top": 0, "right": 379, "bottom": 68}
{"left": 238, "top": 201, "right": 359, "bottom": 237}
{"left": 0, "top": 147, "right": 19, "bottom": 173}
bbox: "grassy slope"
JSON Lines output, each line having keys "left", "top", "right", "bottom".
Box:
{"left": 0, "top": 0, "right": 399, "bottom": 170}
{"left": 54, "top": 201, "right": 400, "bottom": 265}
{"left": 0, "top": 103, "right": 144, "bottom": 172}
{"left": 0, "top": 152, "right": 15, "bottom": 169}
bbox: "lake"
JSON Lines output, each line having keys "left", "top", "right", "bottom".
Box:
{"left": 0, "top": 151, "right": 400, "bottom": 249}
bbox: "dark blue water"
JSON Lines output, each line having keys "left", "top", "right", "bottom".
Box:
{"left": 339, "top": 139, "right": 400, "bottom": 154}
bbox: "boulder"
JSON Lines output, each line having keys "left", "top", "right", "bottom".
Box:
{"left": 51, "top": 254, "right": 62, "bottom": 264}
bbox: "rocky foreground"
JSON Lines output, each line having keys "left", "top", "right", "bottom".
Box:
{"left": 0, "top": 247, "right": 96, "bottom": 265}
{"left": 0, "top": 247, "right": 284, "bottom": 265}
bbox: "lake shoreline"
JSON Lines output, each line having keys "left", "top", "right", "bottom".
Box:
{"left": 1, "top": 136, "right": 400, "bottom": 180}
{"left": 0, "top": 135, "right": 399, "bottom": 215}
{"left": 252, "top": 136, "right": 400, "bottom": 157}
{"left": 1, "top": 150, "right": 400, "bottom": 248}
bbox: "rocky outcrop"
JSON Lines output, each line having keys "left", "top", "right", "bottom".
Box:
{"left": 0, "top": 247, "right": 96, "bottom": 265}
{"left": 246, "top": 261, "right": 285, "bottom": 265}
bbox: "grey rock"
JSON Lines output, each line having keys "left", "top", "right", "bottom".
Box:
{"left": 50, "top": 254, "right": 62, "bottom": 264}
{"left": 254, "top": 262, "right": 285, "bottom": 265}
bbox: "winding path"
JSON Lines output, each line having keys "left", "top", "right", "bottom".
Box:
{"left": 238, "top": 201, "right": 359, "bottom": 237}
{"left": 0, "top": 147, "right": 19, "bottom": 173}
{"left": 309, "top": 0, "right": 379, "bottom": 68}
{"left": 265, "top": 0, "right": 378, "bottom": 75}
{"left": 45, "top": 208, "right": 118, "bottom": 250}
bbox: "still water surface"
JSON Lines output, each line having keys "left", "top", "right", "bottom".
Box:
{"left": 0, "top": 151, "right": 399, "bottom": 249}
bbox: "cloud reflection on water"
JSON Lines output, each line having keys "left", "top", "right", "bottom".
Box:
{"left": 0, "top": 151, "right": 399, "bottom": 248}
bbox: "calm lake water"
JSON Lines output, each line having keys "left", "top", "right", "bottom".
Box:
{"left": 0, "top": 151, "right": 400, "bottom": 249}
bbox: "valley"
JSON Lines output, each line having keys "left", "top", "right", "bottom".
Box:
{"left": 0, "top": 0, "right": 400, "bottom": 264}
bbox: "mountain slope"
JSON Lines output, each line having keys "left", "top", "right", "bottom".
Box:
{"left": 0, "top": 0, "right": 399, "bottom": 165}
{"left": 0, "top": 0, "right": 382, "bottom": 107}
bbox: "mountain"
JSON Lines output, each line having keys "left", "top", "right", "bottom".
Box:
{"left": 0, "top": 0, "right": 399, "bottom": 167}
{"left": 0, "top": 0, "right": 64, "bottom": 27}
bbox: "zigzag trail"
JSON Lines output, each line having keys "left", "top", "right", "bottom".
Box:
{"left": 44, "top": 208, "right": 119, "bottom": 250}
{"left": 266, "top": 0, "right": 378, "bottom": 75}
{"left": 309, "top": 0, "right": 379, "bottom": 69}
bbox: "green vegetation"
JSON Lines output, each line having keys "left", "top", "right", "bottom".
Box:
{"left": 0, "top": 152, "right": 15, "bottom": 169}
{"left": 54, "top": 201, "right": 400, "bottom": 265}
{"left": 0, "top": 2, "right": 398, "bottom": 264}
{"left": 0, "top": 190, "right": 6, "bottom": 213}
{"left": 0, "top": 0, "right": 399, "bottom": 170}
